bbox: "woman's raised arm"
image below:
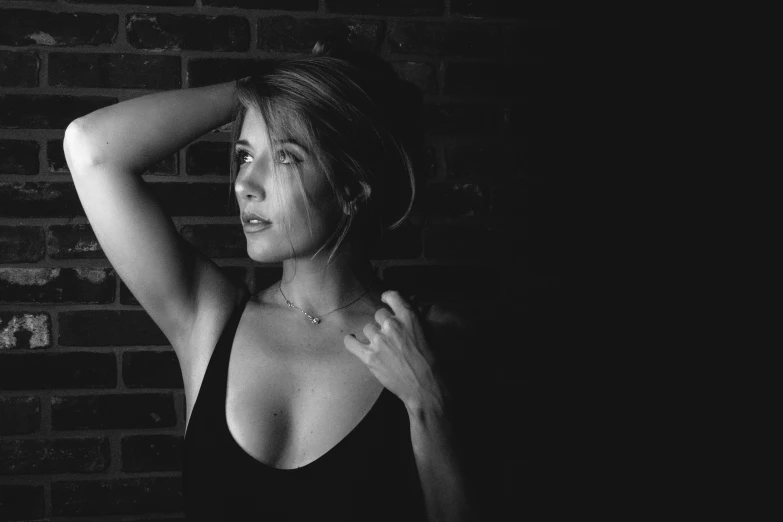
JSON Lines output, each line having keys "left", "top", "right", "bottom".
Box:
{"left": 63, "top": 81, "right": 247, "bottom": 364}
{"left": 66, "top": 81, "right": 237, "bottom": 172}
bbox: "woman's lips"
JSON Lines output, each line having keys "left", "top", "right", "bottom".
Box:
{"left": 243, "top": 221, "right": 272, "bottom": 233}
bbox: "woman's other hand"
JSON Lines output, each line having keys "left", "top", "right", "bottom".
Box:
{"left": 343, "top": 290, "right": 449, "bottom": 414}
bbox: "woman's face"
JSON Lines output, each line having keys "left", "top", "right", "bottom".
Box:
{"left": 234, "top": 105, "right": 343, "bottom": 263}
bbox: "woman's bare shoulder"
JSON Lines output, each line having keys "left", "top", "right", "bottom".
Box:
{"left": 418, "top": 302, "right": 476, "bottom": 360}
{"left": 422, "top": 302, "right": 472, "bottom": 328}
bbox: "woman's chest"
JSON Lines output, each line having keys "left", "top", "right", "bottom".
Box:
{"left": 222, "top": 312, "right": 385, "bottom": 470}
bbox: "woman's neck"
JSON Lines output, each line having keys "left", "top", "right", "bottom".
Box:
{"left": 276, "top": 244, "right": 385, "bottom": 321}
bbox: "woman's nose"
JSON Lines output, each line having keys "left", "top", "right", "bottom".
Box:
{"left": 234, "top": 165, "right": 267, "bottom": 201}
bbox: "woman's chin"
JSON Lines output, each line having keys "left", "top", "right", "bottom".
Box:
{"left": 246, "top": 247, "right": 283, "bottom": 264}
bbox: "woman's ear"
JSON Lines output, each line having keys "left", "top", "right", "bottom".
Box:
{"left": 356, "top": 181, "right": 371, "bottom": 202}
{"left": 341, "top": 186, "right": 354, "bottom": 216}
{"left": 342, "top": 200, "right": 356, "bottom": 216}
{"left": 342, "top": 183, "right": 370, "bottom": 205}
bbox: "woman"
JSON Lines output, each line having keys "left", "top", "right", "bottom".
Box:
{"left": 64, "top": 42, "right": 480, "bottom": 521}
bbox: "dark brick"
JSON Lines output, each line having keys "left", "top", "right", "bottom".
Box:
{"left": 422, "top": 103, "right": 518, "bottom": 135}
{"left": 49, "top": 52, "right": 181, "bottom": 89}
{"left": 0, "top": 50, "right": 39, "bottom": 87}
{"left": 187, "top": 58, "right": 263, "bottom": 87}
{"left": 180, "top": 224, "right": 247, "bottom": 257}
{"left": 51, "top": 393, "right": 176, "bottom": 430}
{"left": 47, "top": 140, "right": 69, "bottom": 174}
{"left": 383, "top": 264, "right": 494, "bottom": 302}
{"left": 506, "top": 24, "right": 565, "bottom": 58}
{"left": 0, "top": 311, "right": 51, "bottom": 350}
{"left": 0, "top": 485, "right": 44, "bottom": 520}
{"left": 423, "top": 223, "right": 517, "bottom": 260}
{"left": 387, "top": 22, "right": 503, "bottom": 57}
{"left": 0, "top": 181, "right": 227, "bottom": 218}
{"left": 451, "top": 0, "right": 563, "bottom": 19}
{"left": 0, "top": 437, "right": 109, "bottom": 474}
{"left": 51, "top": 477, "right": 182, "bottom": 517}
{"left": 0, "top": 140, "right": 38, "bottom": 175}
{"left": 59, "top": 310, "right": 169, "bottom": 346}
{"left": 0, "top": 352, "right": 116, "bottom": 390}
{"left": 123, "top": 350, "right": 183, "bottom": 389}
{"left": 204, "top": 0, "right": 317, "bottom": 9}
{"left": 66, "top": 0, "right": 193, "bottom": 5}
{"left": 186, "top": 141, "right": 231, "bottom": 176}
{"left": 149, "top": 155, "right": 178, "bottom": 176}
{"left": 253, "top": 266, "right": 283, "bottom": 291}
{"left": 0, "top": 397, "right": 41, "bottom": 435}
{"left": 444, "top": 62, "right": 526, "bottom": 97}
{"left": 121, "top": 434, "right": 184, "bottom": 472}
{"left": 48, "top": 224, "right": 103, "bottom": 259}
{"left": 119, "top": 266, "right": 247, "bottom": 304}
{"left": 0, "top": 267, "right": 114, "bottom": 304}
{"left": 326, "top": 0, "right": 443, "bottom": 16}
{"left": 444, "top": 143, "right": 521, "bottom": 181}
{"left": 127, "top": 13, "right": 250, "bottom": 52}
{"left": 414, "top": 182, "right": 488, "bottom": 218}
{"left": 0, "top": 94, "right": 116, "bottom": 129}
{"left": 258, "top": 17, "right": 384, "bottom": 53}
{"left": 151, "top": 182, "right": 239, "bottom": 215}
{"left": 0, "top": 10, "right": 117, "bottom": 47}
{"left": 0, "top": 182, "right": 82, "bottom": 218}
{"left": 391, "top": 61, "right": 437, "bottom": 95}
{"left": 147, "top": 155, "right": 178, "bottom": 176}
{"left": 369, "top": 220, "right": 422, "bottom": 260}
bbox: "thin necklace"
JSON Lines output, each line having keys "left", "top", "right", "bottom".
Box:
{"left": 278, "top": 282, "right": 372, "bottom": 325}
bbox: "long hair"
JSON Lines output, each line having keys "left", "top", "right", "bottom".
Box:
{"left": 228, "top": 41, "right": 423, "bottom": 265}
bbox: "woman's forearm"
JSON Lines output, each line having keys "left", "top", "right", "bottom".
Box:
{"left": 408, "top": 402, "right": 482, "bottom": 522}
{"left": 67, "top": 81, "right": 238, "bottom": 173}
{"left": 406, "top": 372, "right": 483, "bottom": 522}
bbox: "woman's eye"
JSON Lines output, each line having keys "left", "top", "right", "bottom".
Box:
{"left": 236, "top": 149, "right": 299, "bottom": 167}
{"left": 275, "top": 149, "right": 300, "bottom": 165}
{"left": 235, "top": 150, "right": 251, "bottom": 165}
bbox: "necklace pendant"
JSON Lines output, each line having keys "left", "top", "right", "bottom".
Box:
{"left": 312, "top": 317, "right": 320, "bottom": 324}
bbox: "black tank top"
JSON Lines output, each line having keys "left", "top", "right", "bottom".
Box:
{"left": 182, "top": 293, "right": 428, "bottom": 521}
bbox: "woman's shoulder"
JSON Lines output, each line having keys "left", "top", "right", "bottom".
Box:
{"left": 420, "top": 302, "right": 472, "bottom": 329}
{"left": 417, "top": 301, "right": 476, "bottom": 361}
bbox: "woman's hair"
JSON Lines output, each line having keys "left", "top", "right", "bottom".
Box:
{"left": 229, "top": 41, "right": 423, "bottom": 265}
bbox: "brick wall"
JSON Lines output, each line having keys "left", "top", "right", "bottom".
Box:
{"left": 0, "top": 1, "right": 569, "bottom": 520}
